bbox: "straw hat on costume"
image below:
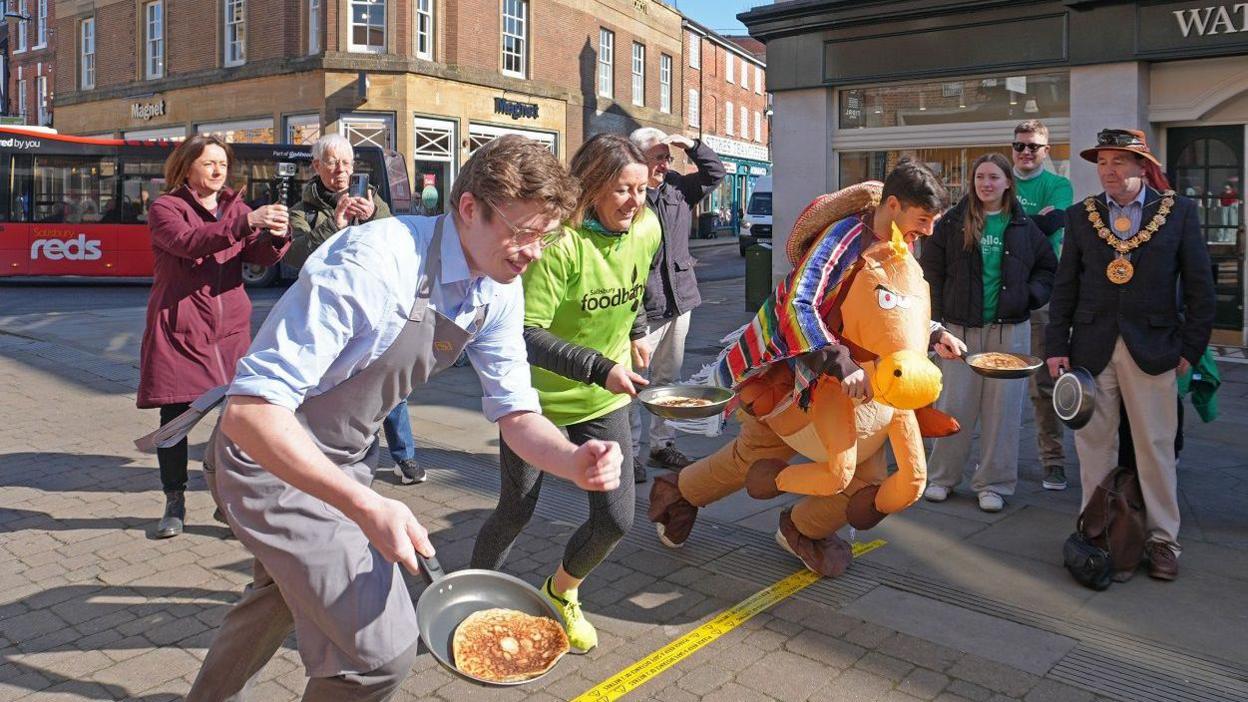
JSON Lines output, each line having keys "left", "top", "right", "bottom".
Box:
{"left": 784, "top": 181, "right": 882, "bottom": 267}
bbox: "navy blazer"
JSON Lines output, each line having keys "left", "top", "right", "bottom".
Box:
{"left": 1045, "top": 187, "right": 1215, "bottom": 375}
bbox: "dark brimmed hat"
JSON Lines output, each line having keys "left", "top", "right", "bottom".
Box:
{"left": 1079, "top": 129, "right": 1161, "bottom": 168}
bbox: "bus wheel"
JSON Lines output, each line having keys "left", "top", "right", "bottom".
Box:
{"left": 241, "top": 263, "right": 278, "bottom": 288}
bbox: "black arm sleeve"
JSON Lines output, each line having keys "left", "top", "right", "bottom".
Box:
{"left": 523, "top": 326, "right": 616, "bottom": 389}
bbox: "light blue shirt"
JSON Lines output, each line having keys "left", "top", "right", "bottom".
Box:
{"left": 229, "top": 215, "right": 541, "bottom": 422}
{"left": 1106, "top": 186, "right": 1148, "bottom": 241}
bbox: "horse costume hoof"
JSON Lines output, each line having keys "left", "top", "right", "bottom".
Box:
{"left": 745, "top": 459, "right": 788, "bottom": 500}
{"left": 776, "top": 509, "right": 853, "bottom": 578}
{"left": 845, "top": 484, "right": 888, "bottom": 530}
{"left": 648, "top": 474, "right": 698, "bottom": 548}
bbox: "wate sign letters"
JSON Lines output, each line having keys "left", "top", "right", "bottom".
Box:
{"left": 31, "top": 234, "right": 103, "bottom": 261}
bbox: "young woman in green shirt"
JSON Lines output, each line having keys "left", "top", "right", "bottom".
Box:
{"left": 919, "top": 152, "right": 1057, "bottom": 513}
{"left": 472, "top": 134, "right": 661, "bottom": 651}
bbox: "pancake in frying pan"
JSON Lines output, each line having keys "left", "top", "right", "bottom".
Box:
{"left": 452, "top": 608, "right": 569, "bottom": 683}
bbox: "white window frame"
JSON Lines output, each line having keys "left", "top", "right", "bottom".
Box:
{"left": 755, "top": 111, "right": 762, "bottom": 143}
{"left": 740, "top": 105, "right": 748, "bottom": 141}
{"left": 631, "top": 42, "right": 645, "bottom": 107}
{"left": 285, "top": 113, "right": 322, "bottom": 144}
{"left": 17, "top": 76, "right": 28, "bottom": 121}
{"left": 756, "top": 66, "right": 763, "bottom": 94}
{"left": 36, "top": 72, "right": 48, "bottom": 125}
{"left": 124, "top": 126, "right": 187, "bottom": 140}
{"left": 415, "top": 0, "right": 433, "bottom": 60}
{"left": 726, "top": 52, "right": 734, "bottom": 84}
{"left": 597, "top": 28, "right": 614, "bottom": 98}
{"left": 146, "top": 1, "right": 165, "bottom": 80}
{"left": 224, "top": 0, "right": 246, "bottom": 66}
{"left": 308, "top": 0, "right": 321, "bottom": 54}
{"left": 501, "top": 0, "right": 527, "bottom": 79}
{"left": 726, "top": 100, "right": 734, "bottom": 136}
{"left": 414, "top": 116, "right": 457, "bottom": 162}
{"left": 659, "top": 54, "right": 671, "bottom": 114}
{"left": 15, "top": 1, "right": 28, "bottom": 52}
{"left": 467, "top": 123, "right": 556, "bottom": 155}
{"left": 197, "top": 118, "right": 276, "bottom": 143}
{"left": 741, "top": 59, "right": 749, "bottom": 91}
{"left": 348, "top": 0, "right": 386, "bottom": 54}
{"left": 688, "top": 88, "right": 699, "bottom": 127}
{"left": 340, "top": 112, "right": 395, "bottom": 150}
{"left": 688, "top": 30, "right": 699, "bottom": 69}
{"left": 35, "top": 0, "right": 48, "bottom": 48}
{"left": 80, "top": 18, "right": 96, "bottom": 90}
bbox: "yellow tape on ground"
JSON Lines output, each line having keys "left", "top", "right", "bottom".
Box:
{"left": 572, "top": 539, "right": 887, "bottom": 702}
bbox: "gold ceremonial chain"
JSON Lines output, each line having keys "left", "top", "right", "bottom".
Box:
{"left": 1085, "top": 191, "right": 1175, "bottom": 285}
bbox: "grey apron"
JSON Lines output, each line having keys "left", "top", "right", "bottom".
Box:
{"left": 211, "top": 216, "right": 484, "bottom": 677}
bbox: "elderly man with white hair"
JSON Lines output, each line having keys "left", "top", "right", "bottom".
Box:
{"left": 627, "top": 127, "right": 725, "bottom": 482}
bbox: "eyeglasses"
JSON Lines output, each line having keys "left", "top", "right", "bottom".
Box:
{"left": 1096, "top": 130, "right": 1144, "bottom": 148}
{"left": 318, "top": 158, "right": 354, "bottom": 170}
{"left": 648, "top": 155, "right": 675, "bottom": 165}
{"left": 1011, "top": 142, "right": 1048, "bottom": 153}
{"left": 487, "top": 201, "right": 565, "bottom": 249}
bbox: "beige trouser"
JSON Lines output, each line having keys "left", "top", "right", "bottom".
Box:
{"left": 1075, "top": 338, "right": 1181, "bottom": 553}
{"left": 677, "top": 410, "right": 887, "bottom": 539}
{"left": 1029, "top": 307, "right": 1065, "bottom": 468}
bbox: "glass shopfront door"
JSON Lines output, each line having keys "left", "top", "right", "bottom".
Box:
{"left": 1168, "top": 126, "right": 1245, "bottom": 339}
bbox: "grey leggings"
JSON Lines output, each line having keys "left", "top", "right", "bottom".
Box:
{"left": 471, "top": 405, "right": 635, "bottom": 580}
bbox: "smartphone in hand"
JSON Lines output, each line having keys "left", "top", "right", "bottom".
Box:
{"left": 349, "top": 173, "right": 369, "bottom": 199}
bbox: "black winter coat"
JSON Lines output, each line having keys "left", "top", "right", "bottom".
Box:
{"left": 921, "top": 197, "right": 1058, "bottom": 327}
{"left": 643, "top": 139, "right": 726, "bottom": 322}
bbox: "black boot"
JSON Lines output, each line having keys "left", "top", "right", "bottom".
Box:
{"left": 156, "top": 490, "right": 186, "bottom": 538}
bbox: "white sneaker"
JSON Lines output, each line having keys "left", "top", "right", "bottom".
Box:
{"left": 978, "top": 491, "right": 1004, "bottom": 512}
{"left": 923, "top": 484, "right": 949, "bottom": 502}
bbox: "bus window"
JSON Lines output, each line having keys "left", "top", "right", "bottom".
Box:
{"left": 9, "top": 155, "right": 33, "bottom": 223}
{"left": 31, "top": 155, "right": 117, "bottom": 224}
{"left": 232, "top": 156, "right": 316, "bottom": 209}
{"left": 119, "top": 159, "right": 165, "bottom": 224}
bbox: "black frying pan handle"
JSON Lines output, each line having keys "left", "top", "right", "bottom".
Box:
{"left": 417, "top": 552, "right": 445, "bottom": 585}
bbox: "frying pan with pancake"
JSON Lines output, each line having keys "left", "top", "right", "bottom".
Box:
{"left": 963, "top": 352, "right": 1044, "bottom": 380}
{"left": 414, "top": 553, "right": 567, "bottom": 686}
{"left": 639, "top": 384, "right": 734, "bottom": 419}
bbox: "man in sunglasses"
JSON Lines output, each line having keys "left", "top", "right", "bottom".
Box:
{"left": 1010, "top": 120, "right": 1074, "bottom": 492}
{"left": 1045, "top": 128, "right": 1214, "bottom": 582}
{"left": 185, "top": 136, "right": 623, "bottom": 699}
{"left": 626, "top": 127, "right": 727, "bottom": 481}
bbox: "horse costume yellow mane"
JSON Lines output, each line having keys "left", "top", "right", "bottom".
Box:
{"left": 649, "top": 184, "right": 957, "bottom": 577}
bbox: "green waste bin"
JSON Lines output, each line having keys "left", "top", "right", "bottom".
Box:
{"left": 744, "top": 243, "right": 772, "bottom": 312}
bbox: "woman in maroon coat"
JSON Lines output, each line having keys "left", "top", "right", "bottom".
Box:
{"left": 139, "top": 134, "right": 291, "bottom": 538}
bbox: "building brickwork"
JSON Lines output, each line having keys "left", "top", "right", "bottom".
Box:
{"left": 7, "top": 0, "right": 56, "bottom": 125}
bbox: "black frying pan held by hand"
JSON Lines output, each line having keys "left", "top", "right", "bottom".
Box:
{"left": 413, "top": 553, "right": 567, "bottom": 686}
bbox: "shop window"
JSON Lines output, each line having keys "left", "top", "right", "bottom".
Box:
{"left": 80, "top": 18, "right": 96, "bottom": 90}
{"left": 688, "top": 89, "right": 699, "bottom": 127}
{"left": 413, "top": 117, "right": 456, "bottom": 215}
{"left": 415, "top": 0, "right": 433, "bottom": 60}
{"left": 839, "top": 144, "right": 1071, "bottom": 203}
{"left": 659, "top": 54, "right": 672, "bottom": 114}
{"left": 30, "top": 155, "right": 117, "bottom": 224}
{"left": 350, "top": 0, "right": 386, "bottom": 53}
{"left": 597, "top": 29, "right": 613, "bottom": 98}
{"left": 198, "top": 118, "right": 276, "bottom": 144}
{"left": 501, "top": 0, "right": 527, "bottom": 78}
{"left": 467, "top": 123, "right": 555, "bottom": 156}
{"left": 309, "top": 0, "right": 321, "bottom": 55}
{"left": 146, "top": 1, "right": 164, "bottom": 80}
{"left": 340, "top": 113, "right": 394, "bottom": 150}
{"left": 688, "top": 31, "right": 699, "bottom": 69}
{"left": 839, "top": 72, "right": 1069, "bottom": 129}
{"left": 224, "top": 0, "right": 246, "bottom": 66}
{"left": 631, "top": 43, "right": 645, "bottom": 107}
{"left": 124, "top": 126, "right": 187, "bottom": 141}
{"left": 285, "top": 114, "right": 322, "bottom": 145}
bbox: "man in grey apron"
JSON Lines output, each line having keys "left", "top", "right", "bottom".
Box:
{"left": 183, "top": 137, "right": 622, "bottom": 700}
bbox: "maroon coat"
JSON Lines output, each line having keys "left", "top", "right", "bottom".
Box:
{"left": 137, "top": 186, "right": 289, "bottom": 409}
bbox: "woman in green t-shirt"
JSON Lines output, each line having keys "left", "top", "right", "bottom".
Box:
{"left": 918, "top": 152, "right": 1057, "bottom": 514}
{"left": 471, "top": 134, "right": 660, "bottom": 652}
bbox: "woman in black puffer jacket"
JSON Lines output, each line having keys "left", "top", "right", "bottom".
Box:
{"left": 919, "top": 152, "right": 1057, "bottom": 513}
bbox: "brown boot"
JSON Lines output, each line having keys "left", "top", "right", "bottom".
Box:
{"left": 1146, "top": 541, "right": 1178, "bottom": 581}
{"left": 648, "top": 474, "right": 698, "bottom": 548}
{"left": 745, "top": 459, "right": 788, "bottom": 500}
{"left": 846, "top": 485, "right": 888, "bottom": 530}
{"left": 775, "top": 509, "right": 852, "bottom": 578}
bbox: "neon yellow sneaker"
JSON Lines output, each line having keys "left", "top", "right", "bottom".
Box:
{"left": 542, "top": 576, "right": 598, "bottom": 653}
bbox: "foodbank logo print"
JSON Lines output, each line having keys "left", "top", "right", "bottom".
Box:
{"left": 582, "top": 265, "right": 645, "bottom": 312}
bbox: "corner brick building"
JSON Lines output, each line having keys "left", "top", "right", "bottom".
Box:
{"left": 50, "top": 0, "right": 688, "bottom": 212}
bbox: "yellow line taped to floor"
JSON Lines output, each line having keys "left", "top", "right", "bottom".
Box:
{"left": 572, "top": 538, "right": 887, "bottom": 702}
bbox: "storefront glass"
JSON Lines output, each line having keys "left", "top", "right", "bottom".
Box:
{"left": 840, "top": 72, "right": 1069, "bottom": 129}
{"left": 413, "top": 116, "right": 457, "bottom": 215}
{"left": 340, "top": 112, "right": 395, "bottom": 150}
{"left": 467, "top": 123, "right": 556, "bottom": 155}
{"left": 840, "top": 144, "right": 1071, "bottom": 202}
{"left": 285, "top": 114, "right": 322, "bottom": 145}
{"left": 198, "top": 118, "right": 277, "bottom": 144}
{"left": 123, "top": 126, "right": 186, "bottom": 141}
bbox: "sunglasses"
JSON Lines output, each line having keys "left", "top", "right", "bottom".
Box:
{"left": 1096, "top": 130, "right": 1145, "bottom": 148}
{"left": 1011, "top": 142, "right": 1048, "bottom": 154}
{"left": 487, "top": 200, "right": 565, "bottom": 249}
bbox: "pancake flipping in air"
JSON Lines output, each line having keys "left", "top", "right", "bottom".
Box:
{"left": 452, "top": 608, "right": 569, "bottom": 683}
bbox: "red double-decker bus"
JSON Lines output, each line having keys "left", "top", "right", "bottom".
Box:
{"left": 0, "top": 127, "right": 411, "bottom": 286}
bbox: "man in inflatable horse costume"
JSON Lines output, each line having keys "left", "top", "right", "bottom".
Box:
{"left": 649, "top": 163, "right": 965, "bottom": 577}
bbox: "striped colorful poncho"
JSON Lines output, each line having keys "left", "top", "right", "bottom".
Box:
{"left": 714, "top": 214, "right": 872, "bottom": 390}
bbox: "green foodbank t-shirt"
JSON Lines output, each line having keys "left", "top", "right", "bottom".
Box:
{"left": 1014, "top": 169, "right": 1073, "bottom": 257}
{"left": 522, "top": 208, "right": 661, "bottom": 426}
{"left": 980, "top": 211, "right": 1008, "bottom": 324}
